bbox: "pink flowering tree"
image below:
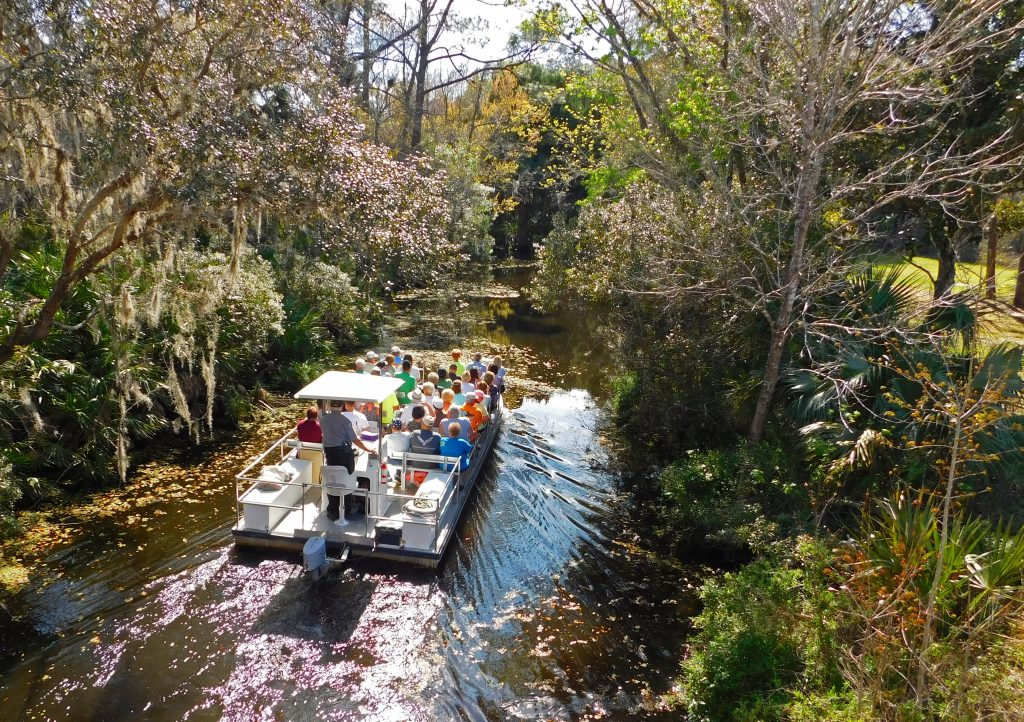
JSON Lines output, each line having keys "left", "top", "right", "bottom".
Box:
{"left": 0, "top": 0, "right": 450, "bottom": 363}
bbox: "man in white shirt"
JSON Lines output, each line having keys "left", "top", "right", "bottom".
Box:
{"left": 342, "top": 399, "right": 368, "bottom": 435}
{"left": 399, "top": 388, "right": 423, "bottom": 428}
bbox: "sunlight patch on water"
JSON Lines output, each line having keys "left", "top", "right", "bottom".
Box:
{"left": 1, "top": 387, "right": 697, "bottom": 722}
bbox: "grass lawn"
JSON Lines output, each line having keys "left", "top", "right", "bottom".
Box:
{"left": 978, "top": 311, "right": 1024, "bottom": 348}
{"left": 873, "top": 255, "right": 1019, "bottom": 298}
{"left": 872, "top": 255, "right": 1024, "bottom": 348}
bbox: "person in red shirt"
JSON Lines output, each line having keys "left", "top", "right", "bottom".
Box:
{"left": 296, "top": 406, "right": 322, "bottom": 443}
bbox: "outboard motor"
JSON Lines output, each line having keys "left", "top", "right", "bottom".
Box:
{"left": 303, "top": 536, "right": 329, "bottom": 582}
{"left": 302, "top": 536, "right": 350, "bottom": 581}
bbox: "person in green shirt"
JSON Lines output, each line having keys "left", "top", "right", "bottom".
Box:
{"left": 451, "top": 348, "right": 466, "bottom": 376}
{"left": 394, "top": 359, "right": 417, "bottom": 405}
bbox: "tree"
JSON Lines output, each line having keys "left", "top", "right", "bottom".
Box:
{"left": 0, "top": 0, "right": 448, "bottom": 364}
{"left": 354, "top": 0, "right": 537, "bottom": 150}
{"left": 530, "top": 0, "right": 1024, "bottom": 442}
{"left": 790, "top": 269, "right": 1024, "bottom": 710}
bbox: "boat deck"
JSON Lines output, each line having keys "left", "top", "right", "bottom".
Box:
{"left": 232, "top": 389, "right": 502, "bottom": 568}
{"left": 233, "top": 487, "right": 458, "bottom": 561}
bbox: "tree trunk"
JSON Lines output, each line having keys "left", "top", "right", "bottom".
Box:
{"left": 0, "top": 230, "right": 12, "bottom": 280}
{"left": 749, "top": 148, "right": 824, "bottom": 443}
{"left": 515, "top": 200, "right": 533, "bottom": 259}
{"left": 0, "top": 271, "right": 75, "bottom": 364}
{"left": 935, "top": 241, "right": 957, "bottom": 299}
{"left": 0, "top": 194, "right": 163, "bottom": 364}
{"left": 360, "top": 0, "right": 371, "bottom": 108}
{"left": 1014, "top": 247, "right": 1024, "bottom": 309}
{"left": 332, "top": 1, "right": 356, "bottom": 85}
{"left": 409, "top": 0, "right": 431, "bottom": 151}
{"left": 985, "top": 215, "right": 998, "bottom": 300}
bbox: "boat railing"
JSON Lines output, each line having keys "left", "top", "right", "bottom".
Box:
{"left": 234, "top": 428, "right": 306, "bottom": 526}
{"left": 232, "top": 395, "right": 502, "bottom": 543}
{"left": 368, "top": 451, "right": 464, "bottom": 548}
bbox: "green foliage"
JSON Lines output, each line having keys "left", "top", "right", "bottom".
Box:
{"left": 265, "top": 300, "right": 334, "bottom": 390}
{"left": 960, "top": 632, "right": 1024, "bottom": 720}
{"left": 790, "top": 271, "right": 1024, "bottom": 519}
{"left": 785, "top": 690, "right": 868, "bottom": 722}
{"left": 282, "top": 257, "right": 371, "bottom": 346}
{"left": 0, "top": 457, "right": 22, "bottom": 536}
{"left": 680, "top": 540, "right": 849, "bottom": 722}
{"left": 433, "top": 144, "right": 497, "bottom": 260}
{"left": 655, "top": 442, "right": 803, "bottom": 556}
{"left": 994, "top": 197, "right": 1024, "bottom": 233}
{"left": 838, "top": 493, "right": 1024, "bottom": 716}
{"left": 581, "top": 166, "right": 645, "bottom": 202}
{"left": 217, "top": 253, "right": 286, "bottom": 375}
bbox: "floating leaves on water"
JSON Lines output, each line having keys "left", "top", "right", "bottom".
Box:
{"left": 2, "top": 404, "right": 301, "bottom": 588}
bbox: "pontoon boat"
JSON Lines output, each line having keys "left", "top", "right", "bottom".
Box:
{"left": 231, "top": 371, "right": 502, "bottom": 568}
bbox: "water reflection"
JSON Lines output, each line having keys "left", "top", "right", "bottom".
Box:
{"left": 392, "top": 267, "right": 618, "bottom": 398}
{"left": 1, "top": 270, "right": 697, "bottom": 721}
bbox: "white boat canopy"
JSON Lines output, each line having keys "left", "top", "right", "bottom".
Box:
{"left": 294, "top": 371, "right": 403, "bottom": 404}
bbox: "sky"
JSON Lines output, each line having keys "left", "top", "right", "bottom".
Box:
{"left": 381, "top": 0, "right": 535, "bottom": 61}
{"left": 455, "top": 0, "right": 534, "bottom": 58}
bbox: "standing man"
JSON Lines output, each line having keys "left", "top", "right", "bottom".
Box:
{"left": 451, "top": 348, "right": 466, "bottom": 376}
{"left": 342, "top": 399, "right": 369, "bottom": 436}
{"left": 319, "top": 399, "right": 377, "bottom": 523}
{"left": 394, "top": 359, "right": 417, "bottom": 405}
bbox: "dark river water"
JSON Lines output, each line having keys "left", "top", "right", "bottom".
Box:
{"left": 0, "top": 268, "right": 700, "bottom": 721}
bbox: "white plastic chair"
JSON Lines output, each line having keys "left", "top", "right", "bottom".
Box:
{"left": 321, "top": 464, "right": 359, "bottom": 527}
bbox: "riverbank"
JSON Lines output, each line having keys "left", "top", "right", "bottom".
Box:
{"left": 0, "top": 272, "right": 710, "bottom": 720}
{"left": 0, "top": 264, "right": 527, "bottom": 608}
{"left": 0, "top": 402, "right": 301, "bottom": 613}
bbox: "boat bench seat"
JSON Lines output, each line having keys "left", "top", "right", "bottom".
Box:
{"left": 239, "top": 458, "right": 310, "bottom": 532}
{"left": 387, "top": 452, "right": 460, "bottom": 520}
{"left": 388, "top": 451, "right": 462, "bottom": 477}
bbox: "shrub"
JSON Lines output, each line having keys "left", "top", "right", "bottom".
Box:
{"left": 655, "top": 441, "right": 804, "bottom": 557}
{"left": 264, "top": 299, "right": 336, "bottom": 390}
{"left": 837, "top": 493, "right": 1024, "bottom": 717}
{"left": 217, "top": 252, "right": 286, "bottom": 376}
{"left": 679, "top": 540, "right": 852, "bottom": 722}
{"left": 785, "top": 690, "right": 868, "bottom": 722}
{"left": 0, "top": 457, "right": 22, "bottom": 535}
{"left": 283, "top": 258, "right": 373, "bottom": 346}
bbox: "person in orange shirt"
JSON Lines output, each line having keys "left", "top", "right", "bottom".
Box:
{"left": 461, "top": 391, "right": 488, "bottom": 440}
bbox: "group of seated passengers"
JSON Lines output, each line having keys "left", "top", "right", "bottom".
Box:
{"left": 296, "top": 347, "right": 506, "bottom": 474}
